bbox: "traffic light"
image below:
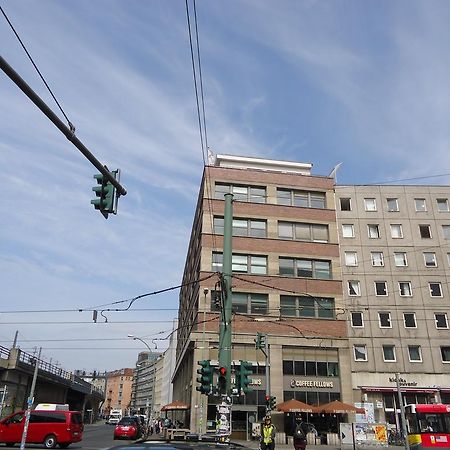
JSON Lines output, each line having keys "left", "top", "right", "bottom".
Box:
{"left": 196, "top": 360, "right": 213, "bottom": 395}
{"left": 218, "top": 366, "right": 227, "bottom": 393}
{"left": 255, "top": 332, "right": 266, "bottom": 350}
{"left": 270, "top": 396, "right": 277, "bottom": 410}
{"left": 239, "top": 360, "right": 253, "bottom": 394}
{"left": 91, "top": 170, "right": 118, "bottom": 219}
{"left": 265, "top": 395, "right": 271, "bottom": 408}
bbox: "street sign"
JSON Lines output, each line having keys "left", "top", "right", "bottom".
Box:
{"left": 216, "top": 399, "right": 231, "bottom": 439}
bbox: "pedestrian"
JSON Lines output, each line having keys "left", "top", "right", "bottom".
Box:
{"left": 293, "top": 416, "right": 308, "bottom": 450}
{"left": 260, "top": 415, "right": 276, "bottom": 450}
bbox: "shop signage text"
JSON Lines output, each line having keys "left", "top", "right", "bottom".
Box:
{"left": 290, "top": 379, "right": 334, "bottom": 388}
{"left": 388, "top": 377, "right": 418, "bottom": 387}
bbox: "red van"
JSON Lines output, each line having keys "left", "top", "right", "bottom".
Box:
{"left": 0, "top": 410, "right": 83, "bottom": 448}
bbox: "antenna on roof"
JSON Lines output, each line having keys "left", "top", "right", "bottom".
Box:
{"left": 328, "top": 163, "right": 342, "bottom": 182}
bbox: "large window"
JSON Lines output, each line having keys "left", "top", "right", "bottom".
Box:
{"left": 214, "top": 183, "right": 266, "bottom": 203}
{"left": 211, "top": 292, "right": 268, "bottom": 314}
{"left": 278, "top": 221, "right": 329, "bottom": 242}
{"left": 213, "top": 217, "right": 267, "bottom": 237}
{"left": 382, "top": 345, "right": 396, "bottom": 362}
{"left": 212, "top": 252, "right": 267, "bottom": 274}
{"left": 282, "top": 360, "right": 339, "bottom": 377}
{"left": 277, "top": 189, "right": 326, "bottom": 209}
{"left": 280, "top": 295, "right": 334, "bottom": 319}
{"left": 279, "top": 257, "right": 331, "bottom": 279}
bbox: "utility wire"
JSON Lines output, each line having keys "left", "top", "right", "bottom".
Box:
{"left": 0, "top": 5, "right": 75, "bottom": 133}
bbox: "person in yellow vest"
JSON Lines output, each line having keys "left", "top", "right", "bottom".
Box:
{"left": 260, "top": 415, "right": 276, "bottom": 450}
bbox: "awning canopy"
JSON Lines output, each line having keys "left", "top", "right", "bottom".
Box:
{"left": 276, "top": 398, "right": 316, "bottom": 413}
{"left": 317, "top": 400, "right": 365, "bottom": 414}
{"left": 161, "top": 400, "right": 189, "bottom": 411}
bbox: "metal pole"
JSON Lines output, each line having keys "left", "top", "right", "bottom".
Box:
{"left": 20, "top": 347, "right": 41, "bottom": 450}
{"left": 0, "top": 55, "right": 126, "bottom": 196}
{"left": 0, "top": 385, "right": 7, "bottom": 418}
{"left": 12, "top": 331, "right": 18, "bottom": 349}
{"left": 219, "top": 193, "right": 233, "bottom": 395}
{"left": 396, "top": 373, "right": 410, "bottom": 450}
{"left": 265, "top": 335, "right": 270, "bottom": 401}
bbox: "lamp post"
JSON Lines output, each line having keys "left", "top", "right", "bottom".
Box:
{"left": 128, "top": 335, "right": 156, "bottom": 424}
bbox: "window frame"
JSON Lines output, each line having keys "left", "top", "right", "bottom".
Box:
{"left": 429, "top": 282, "right": 443, "bottom": 297}
{"left": 399, "top": 281, "right": 413, "bottom": 297}
{"left": 435, "top": 313, "right": 449, "bottom": 329}
{"left": 440, "top": 346, "right": 450, "bottom": 363}
{"left": 437, "top": 198, "right": 449, "bottom": 212}
{"left": 354, "top": 345, "right": 368, "bottom": 362}
{"left": 378, "top": 312, "right": 392, "bottom": 329}
{"left": 387, "top": 198, "right": 399, "bottom": 212}
{"left": 382, "top": 345, "right": 396, "bottom": 362}
{"left": 277, "top": 188, "right": 326, "bottom": 209}
{"left": 348, "top": 280, "right": 361, "bottom": 297}
{"left": 390, "top": 224, "right": 404, "bottom": 239}
{"left": 364, "top": 198, "right": 377, "bottom": 211}
{"left": 344, "top": 251, "right": 358, "bottom": 267}
{"left": 375, "top": 281, "right": 388, "bottom": 296}
{"left": 394, "top": 252, "right": 408, "bottom": 267}
{"left": 408, "top": 345, "right": 422, "bottom": 363}
{"left": 371, "top": 251, "right": 384, "bottom": 267}
{"left": 415, "top": 198, "right": 427, "bottom": 212}
{"left": 351, "top": 311, "right": 364, "bottom": 328}
{"left": 419, "top": 224, "right": 432, "bottom": 239}
{"left": 342, "top": 224, "right": 355, "bottom": 238}
{"left": 442, "top": 225, "right": 450, "bottom": 240}
{"left": 340, "top": 197, "right": 351, "bottom": 211}
{"left": 423, "top": 252, "right": 437, "bottom": 267}
{"left": 403, "top": 312, "right": 417, "bottom": 328}
{"left": 368, "top": 224, "right": 380, "bottom": 239}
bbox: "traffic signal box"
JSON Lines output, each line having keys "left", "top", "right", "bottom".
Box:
{"left": 237, "top": 360, "right": 253, "bottom": 395}
{"left": 265, "top": 395, "right": 277, "bottom": 411}
{"left": 91, "top": 170, "right": 118, "bottom": 219}
{"left": 218, "top": 366, "right": 227, "bottom": 394}
{"left": 255, "top": 332, "right": 266, "bottom": 350}
{"left": 196, "top": 360, "right": 213, "bottom": 395}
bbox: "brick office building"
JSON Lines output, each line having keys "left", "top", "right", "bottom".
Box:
{"left": 172, "top": 155, "right": 350, "bottom": 438}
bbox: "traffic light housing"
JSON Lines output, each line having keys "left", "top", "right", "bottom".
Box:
{"left": 196, "top": 360, "right": 213, "bottom": 395}
{"left": 91, "top": 170, "right": 118, "bottom": 219}
{"left": 265, "top": 395, "right": 270, "bottom": 408}
{"left": 218, "top": 366, "right": 227, "bottom": 394}
{"left": 255, "top": 332, "right": 266, "bottom": 350}
{"left": 270, "top": 396, "right": 276, "bottom": 410}
{"left": 239, "top": 360, "right": 253, "bottom": 394}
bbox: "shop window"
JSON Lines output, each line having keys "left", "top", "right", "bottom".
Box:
{"left": 283, "top": 391, "right": 295, "bottom": 402}
{"left": 295, "top": 391, "right": 307, "bottom": 403}
{"left": 318, "top": 392, "right": 329, "bottom": 405}
{"left": 307, "top": 392, "right": 319, "bottom": 406}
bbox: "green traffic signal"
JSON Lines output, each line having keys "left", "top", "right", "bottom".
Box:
{"left": 196, "top": 360, "right": 212, "bottom": 395}
{"left": 239, "top": 360, "right": 253, "bottom": 394}
{"left": 255, "top": 332, "right": 266, "bottom": 350}
{"left": 270, "top": 396, "right": 277, "bottom": 410}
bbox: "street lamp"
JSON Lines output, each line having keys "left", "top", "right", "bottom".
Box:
{"left": 128, "top": 335, "right": 156, "bottom": 424}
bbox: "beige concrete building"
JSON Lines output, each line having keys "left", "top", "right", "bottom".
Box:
{"left": 335, "top": 186, "right": 450, "bottom": 428}
{"left": 173, "top": 155, "right": 350, "bottom": 439}
{"left": 104, "top": 368, "right": 133, "bottom": 415}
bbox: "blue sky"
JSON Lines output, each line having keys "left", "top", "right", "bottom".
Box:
{"left": 1, "top": 0, "right": 450, "bottom": 372}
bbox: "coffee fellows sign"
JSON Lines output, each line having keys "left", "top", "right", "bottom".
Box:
{"left": 291, "top": 379, "right": 334, "bottom": 388}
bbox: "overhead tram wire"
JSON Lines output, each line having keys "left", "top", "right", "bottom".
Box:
{"left": 0, "top": 5, "right": 75, "bottom": 133}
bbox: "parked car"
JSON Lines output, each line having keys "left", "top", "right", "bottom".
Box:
{"left": 0, "top": 409, "right": 83, "bottom": 448}
{"left": 113, "top": 417, "right": 142, "bottom": 440}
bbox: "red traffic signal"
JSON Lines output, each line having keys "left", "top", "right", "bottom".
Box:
{"left": 265, "top": 395, "right": 270, "bottom": 402}
{"left": 219, "top": 366, "right": 227, "bottom": 376}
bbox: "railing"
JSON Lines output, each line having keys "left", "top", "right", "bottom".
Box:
{"left": 0, "top": 346, "right": 9, "bottom": 360}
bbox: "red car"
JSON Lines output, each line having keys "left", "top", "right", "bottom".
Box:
{"left": 114, "top": 417, "right": 142, "bottom": 440}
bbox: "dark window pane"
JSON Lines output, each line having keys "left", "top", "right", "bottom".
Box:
{"left": 295, "top": 391, "right": 307, "bottom": 403}
{"left": 282, "top": 360, "right": 294, "bottom": 375}
{"left": 317, "top": 362, "right": 327, "bottom": 376}
{"left": 317, "top": 298, "right": 334, "bottom": 318}
{"left": 284, "top": 391, "right": 295, "bottom": 402}
{"left": 307, "top": 391, "right": 319, "bottom": 405}
{"left": 319, "top": 392, "right": 330, "bottom": 405}
{"left": 294, "top": 361, "right": 305, "bottom": 376}
{"left": 328, "top": 362, "right": 339, "bottom": 377}
{"left": 280, "top": 258, "right": 295, "bottom": 276}
{"left": 299, "top": 297, "right": 315, "bottom": 318}
{"left": 280, "top": 296, "right": 297, "bottom": 316}
{"left": 306, "top": 361, "right": 316, "bottom": 376}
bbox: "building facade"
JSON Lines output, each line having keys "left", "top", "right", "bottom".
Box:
{"left": 173, "top": 155, "right": 350, "bottom": 438}
{"left": 104, "top": 368, "right": 133, "bottom": 415}
{"left": 335, "top": 185, "right": 450, "bottom": 428}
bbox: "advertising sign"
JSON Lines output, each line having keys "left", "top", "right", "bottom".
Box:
{"left": 216, "top": 401, "right": 231, "bottom": 437}
{"left": 340, "top": 423, "right": 388, "bottom": 447}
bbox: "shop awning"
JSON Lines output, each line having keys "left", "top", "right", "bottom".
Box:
{"left": 161, "top": 400, "right": 190, "bottom": 411}
{"left": 276, "top": 398, "right": 316, "bottom": 413}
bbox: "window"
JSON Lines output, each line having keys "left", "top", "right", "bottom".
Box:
{"left": 399, "top": 281, "right": 412, "bottom": 297}
{"left": 348, "top": 280, "right": 361, "bottom": 296}
{"left": 364, "top": 198, "right": 377, "bottom": 211}
{"left": 280, "top": 295, "right": 335, "bottom": 319}
{"left": 408, "top": 345, "right": 422, "bottom": 362}
{"left": 354, "top": 345, "right": 367, "bottom": 361}
{"left": 442, "top": 225, "right": 450, "bottom": 239}
{"left": 440, "top": 346, "right": 450, "bottom": 363}
{"left": 278, "top": 221, "right": 329, "bottom": 242}
{"left": 340, "top": 198, "right": 351, "bottom": 211}
{"left": 390, "top": 224, "right": 403, "bottom": 239}
{"left": 419, "top": 224, "right": 432, "bottom": 238}
{"left": 277, "top": 188, "right": 326, "bottom": 208}
{"left": 429, "top": 282, "right": 443, "bottom": 297}
{"left": 371, "top": 251, "right": 384, "bottom": 267}
{"left": 368, "top": 224, "right": 380, "bottom": 239}
{"left": 211, "top": 292, "right": 268, "bottom": 315}
{"left": 387, "top": 198, "right": 399, "bottom": 212}
{"left": 212, "top": 253, "right": 267, "bottom": 274}
{"left": 279, "top": 257, "right": 331, "bottom": 279}
{"left": 215, "top": 217, "right": 267, "bottom": 238}
{"left": 437, "top": 198, "right": 449, "bottom": 212}
{"left": 382, "top": 345, "right": 396, "bottom": 362}
{"left": 423, "top": 252, "right": 437, "bottom": 267}
{"left": 403, "top": 313, "right": 417, "bottom": 328}
{"left": 375, "top": 281, "right": 388, "bottom": 296}
{"left": 394, "top": 252, "right": 408, "bottom": 267}
{"left": 344, "top": 251, "right": 358, "bottom": 266}
{"left": 415, "top": 198, "right": 427, "bottom": 212}
{"left": 379, "top": 312, "right": 392, "bottom": 328}
{"left": 435, "top": 313, "right": 449, "bottom": 329}
{"left": 351, "top": 312, "right": 364, "bottom": 327}
{"left": 342, "top": 224, "right": 355, "bottom": 238}
{"left": 215, "top": 183, "right": 266, "bottom": 203}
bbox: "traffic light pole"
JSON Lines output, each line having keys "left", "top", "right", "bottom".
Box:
{"left": 265, "top": 336, "right": 271, "bottom": 405}
{"left": 0, "top": 55, "right": 126, "bottom": 196}
{"left": 218, "top": 193, "right": 233, "bottom": 395}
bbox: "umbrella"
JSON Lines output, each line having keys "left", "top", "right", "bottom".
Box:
{"left": 161, "top": 400, "right": 189, "bottom": 411}
{"left": 276, "top": 398, "right": 316, "bottom": 413}
{"left": 318, "top": 400, "right": 365, "bottom": 414}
